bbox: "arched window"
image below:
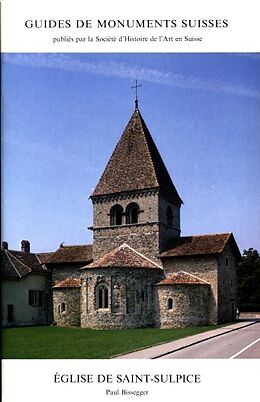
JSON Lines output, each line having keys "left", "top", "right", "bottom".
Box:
{"left": 96, "top": 284, "right": 109, "bottom": 309}
{"left": 110, "top": 204, "right": 123, "bottom": 226}
{"left": 126, "top": 202, "right": 139, "bottom": 224}
{"left": 61, "top": 302, "right": 66, "bottom": 313}
{"left": 168, "top": 298, "right": 173, "bottom": 310}
{"left": 166, "top": 205, "right": 173, "bottom": 226}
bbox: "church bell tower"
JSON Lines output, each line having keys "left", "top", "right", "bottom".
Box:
{"left": 90, "top": 97, "right": 182, "bottom": 262}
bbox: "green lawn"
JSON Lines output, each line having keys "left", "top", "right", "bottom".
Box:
{"left": 2, "top": 325, "right": 220, "bottom": 359}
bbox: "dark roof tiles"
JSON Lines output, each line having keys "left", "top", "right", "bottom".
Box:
{"left": 160, "top": 233, "right": 241, "bottom": 258}
{"left": 92, "top": 108, "right": 182, "bottom": 204}
{"left": 37, "top": 252, "right": 54, "bottom": 264}
{"left": 45, "top": 244, "right": 93, "bottom": 264}
{"left": 1, "top": 249, "right": 51, "bottom": 279}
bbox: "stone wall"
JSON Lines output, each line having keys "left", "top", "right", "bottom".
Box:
{"left": 53, "top": 288, "right": 80, "bottom": 326}
{"left": 92, "top": 191, "right": 161, "bottom": 262}
{"left": 80, "top": 267, "right": 163, "bottom": 329}
{"left": 92, "top": 191, "right": 181, "bottom": 262}
{"left": 161, "top": 256, "right": 218, "bottom": 324}
{"left": 93, "top": 223, "right": 160, "bottom": 263}
{"left": 217, "top": 243, "right": 237, "bottom": 323}
{"left": 92, "top": 191, "right": 159, "bottom": 228}
{"left": 154, "top": 284, "right": 211, "bottom": 328}
{"left": 52, "top": 264, "right": 82, "bottom": 284}
{"left": 158, "top": 195, "right": 181, "bottom": 250}
{"left": 45, "top": 275, "right": 54, "bottom": 324}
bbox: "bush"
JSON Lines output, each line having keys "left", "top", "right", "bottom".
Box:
{"left": 239, "top": 304, "right": 260, "bottom": 312}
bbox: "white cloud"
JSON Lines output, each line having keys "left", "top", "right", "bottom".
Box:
{"left": 3, "top": 53, "right": 260, "bottom": 99}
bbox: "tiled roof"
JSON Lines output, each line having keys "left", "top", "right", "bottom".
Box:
{"left": 1, "top": 249, "right": 50, "bottom": 279}
{"left": 37, "top": 252, "right": 53, "bottom": 264}
{"left": 53, "top": 278, "right": 81, "bottom": 289}
{"left": 92, "top": 108, "right": 182, "bottom": 205}
{"left": 45, "top": 244, "right": 93, "bottom": 264}
{"left": 156, "top": 271, "right": 210, "bottom": 286}
{"left": 160, "top": 233, "right": 241, "bottom": 258}
{"left": 81, "top": 243, "right": 162, "bottom": 270}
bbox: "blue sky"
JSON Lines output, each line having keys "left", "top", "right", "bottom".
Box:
{"left": 2, "top": 53, "right": 260, "bottom": 253}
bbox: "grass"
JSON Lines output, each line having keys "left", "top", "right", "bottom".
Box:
{"left": 1, "top": 324, "right": 222, "bottom": 359}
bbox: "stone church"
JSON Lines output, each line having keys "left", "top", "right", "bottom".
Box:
{"left": 1, "top": 99, "right": 241, "bottom": 329}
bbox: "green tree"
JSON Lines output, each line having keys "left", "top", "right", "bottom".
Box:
{"left": 237, "top": 248, "right": 260, "bottom": 311}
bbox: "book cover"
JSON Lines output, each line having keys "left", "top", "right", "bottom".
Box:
{"left": 1, "top": 1, "right": 260, "bottom": 401}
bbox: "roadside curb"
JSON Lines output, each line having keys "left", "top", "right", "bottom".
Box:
{"left": 151, "top": 320, "right": 258, "bottom": 359}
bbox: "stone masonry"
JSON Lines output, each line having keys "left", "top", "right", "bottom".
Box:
{"left": 46, "top": 105, "right": 240, "bottom": 329}
{"left": 80, "top": 266, "right": 162, "bottom": 329}
{"left": 217, "top": 243, "right": 237, "bottom": 323}
{"left": 154, "top": 283, "right": 211, "bottom": 328}
{"left": 161, "top": 256, "right": 218, "bottom": 324}
{"left": 53, "top": 279, "right": 81, "bottom": 327}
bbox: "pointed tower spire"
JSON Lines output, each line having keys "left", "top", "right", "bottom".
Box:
{"left": 91, "top": 107, "right": 182, "bottom": 205}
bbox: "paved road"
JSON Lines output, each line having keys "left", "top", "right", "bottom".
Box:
{"left": 160, "top": 321, "right": 260, "bottom": 359}
{"left": 116, "top": 320, "right": 260, "bottom": 359}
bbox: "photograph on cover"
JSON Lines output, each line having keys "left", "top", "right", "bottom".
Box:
{"left": 1, "top": 52, "right": 260, "bottom": 359}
